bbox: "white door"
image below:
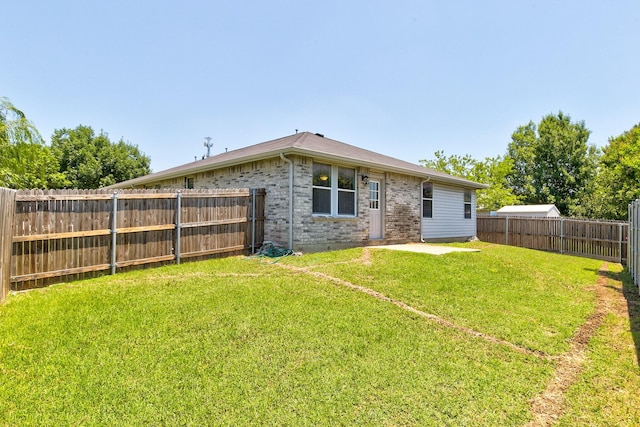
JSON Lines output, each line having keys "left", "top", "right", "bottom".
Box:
{"left": 369, "top": 180, "right": 383, "bottom": 239}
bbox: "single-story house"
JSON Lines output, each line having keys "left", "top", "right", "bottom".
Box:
{"left": 495, "top": 204, "right": 561, "bottom": 218}
{"left": 110, "top": 132, "right": 488, "bottom": 252}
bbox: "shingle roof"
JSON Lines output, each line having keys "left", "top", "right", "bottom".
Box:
{"left": 496, "top": 204, "right": 560, "bottom": 214}
{"left": 109, "top": 132, "right": 488, "bottom": 189}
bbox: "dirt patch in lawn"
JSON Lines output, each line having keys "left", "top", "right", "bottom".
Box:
{"left": 279, "top": 254, "right": 624, "bottom": 426}
{"left": 277, "top": 253, "right": 546, "bottom": 358}
{"left": 525, "top": 263, "right": 617, "bottom": 426}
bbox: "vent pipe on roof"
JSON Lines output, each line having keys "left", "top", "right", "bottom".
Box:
{"left": 315, "top": 133, "right": 324, "bottom": 138}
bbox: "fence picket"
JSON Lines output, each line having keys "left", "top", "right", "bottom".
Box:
{"left": 5, "top": 188, "right": 265, "bottom": 291}
{"left": 477, "top": 216, "right": 628, "bottom": 263}
{"left": 629, "top": 200, "right": 640, "bottom": 291}
{"left": 0, "top": 188, "right": 17, "bottom": 302}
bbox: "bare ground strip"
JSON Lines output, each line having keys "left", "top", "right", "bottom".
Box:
{"left": 275, "top": 250, "right": 616, "bottom": 426}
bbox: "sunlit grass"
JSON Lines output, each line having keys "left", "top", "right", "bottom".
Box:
{"left": 558, "top": 263, "right": 640, "bottom": 426}
{"left": 0, "top": 244, "right": 618, "bottom": 425}
{"left": 284, "top": 243, "right": 602, "bottom": 355}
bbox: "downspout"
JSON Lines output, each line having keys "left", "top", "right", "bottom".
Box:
{"left": 279, "top": 152, "right": 294, "bottom": 249}
{"left": 420, "top": 177, "right": 430, "bottom": 243}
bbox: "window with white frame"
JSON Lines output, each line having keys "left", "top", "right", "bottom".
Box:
{"left": 312, "top": 162, "right": 356, "bottom": 216}
{"left": 422, "top": 182, "right": 433, "bottom": 218}
{"left": 464, "top": 190, "right": 472, "bottom": 219}
{"left": 369, "top": 181, "right": 380, "bottom": 210}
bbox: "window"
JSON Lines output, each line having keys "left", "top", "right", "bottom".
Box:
{"left": 185, "top": 177, "right": 194, "bottom": 189}
{"left": 369, "top": 181, "right": 380, "bottom": 210}
{"left": 337, "top": 167, "right": 355, "bottom": 215}
{"left": 422, "top": 182, "right": 433, "bottom": 218}
{"left": 464, "top": 190, "right": 472, "bottom": 219}
{"left": 312, "top": 162, "right": 356, "bottom": 216}
{"left": 312, "top": 163, "right": 331, "bottom": 214}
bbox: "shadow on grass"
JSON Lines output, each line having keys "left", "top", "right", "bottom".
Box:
{"left": 600, "top": 267, "right": 640, "bottom": 365}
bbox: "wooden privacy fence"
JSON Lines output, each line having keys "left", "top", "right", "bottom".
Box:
{"left": 8, "top": 188, "right": 265, "bottom": 291}
{"left": 477, "top": 216, "right": 628, "bottom": 263}
{"left": 629, "top": 199, "right": 640, "bottom": 291}
{"left": 0, "top": 188, "right": 17, "bottom": 302}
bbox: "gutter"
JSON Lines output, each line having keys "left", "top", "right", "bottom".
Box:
{"left": 279, "top": 152, "right": 294, "bottom": 249}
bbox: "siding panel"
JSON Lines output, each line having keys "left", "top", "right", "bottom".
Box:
{"left": 422, "top": 184, "right": 476, "bottom": 239}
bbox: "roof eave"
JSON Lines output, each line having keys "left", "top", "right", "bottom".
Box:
{"left": 110, "top": 146, "right": 489, "bottom": 190}
{"left": 107, "top": 151, "right": 277, "bottom": 188}
{"left": 288, "top": 148, "right": 488, "bottom": 189}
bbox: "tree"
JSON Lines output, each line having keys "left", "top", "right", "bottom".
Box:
{"left": 0, "top": 97, "right": 67, "bottom": 189}
{"left": 0, "top": 97, "right": 42, "bottom": 146}
{"left": 420, "top": 151, "right": 519, "bottom": 211}
{"left": 505, "top": 121, "right": 537, "bottom": 200}
{"left": 585, "top": 124, "right": 640, "bottom": 220}
{"left": 506, "top": 112, "right": 599, "bottom": 216}
{"left": 51, "top": 125, "right": 151, "bottom": 189}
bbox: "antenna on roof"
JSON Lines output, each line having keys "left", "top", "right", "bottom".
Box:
{"left": 204, "top": 136, "right": 213, "bottom": 158}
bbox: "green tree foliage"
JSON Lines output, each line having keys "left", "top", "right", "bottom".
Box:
{"left": 506, "top": 112, "right": 599, "bottom": 216}
{"left": 506, "top": 121, "right": 537, "bottom": 199}
{"left": 420, "top": 151, "right": 518, "bottom": 211}
{"left": 0, "top": 97, "right": 67, "bottom": 189}
{"left": 0, "top": 97, "right": 41, "bottom": 145}
{"left": 585, "top": 124, "right": 640, "bottom": 220}
{"left": 51, "top": 125, "right": 151, "bottom": 188}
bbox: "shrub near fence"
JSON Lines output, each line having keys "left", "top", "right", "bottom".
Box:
{"left": 9, "top": 188, "right": 265, "bottom": 291}
{"left": 630, "top": 199, "right": 640, "bottom": 291}
{"left": 477, "top": 216, "right": 628, "bottom": 263}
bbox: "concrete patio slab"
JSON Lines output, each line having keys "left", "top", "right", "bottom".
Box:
{"left": 373, "top": 243, "right": 480, "bottom": 255}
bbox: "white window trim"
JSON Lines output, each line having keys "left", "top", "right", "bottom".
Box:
{"left": 312, "top": 164, "right": 357, "bottom": 217}
{"left": 464, "top": 190, "right": 472, "bottom": 219}
{"left": 369, "top": 180, "right": 380, "bottom": 210}
{"left": 422, "top": 182, "right": 433, "bottom": 219}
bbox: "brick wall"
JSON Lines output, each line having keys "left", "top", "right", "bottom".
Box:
{"left": 135, "top": 156, "right": 424, "bottom": 251}
{"left": 384, "top": 172, "right": 422, "bottom": 242}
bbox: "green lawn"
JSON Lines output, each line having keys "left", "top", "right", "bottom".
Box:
{"left": 558, "top": 262, "right": 640, "bottom": 426}
{"left": 289, "top": 242, "right": 598, "bottom": 355}
{"left": 0, "top": 244, "right": 638, "bottom": 425}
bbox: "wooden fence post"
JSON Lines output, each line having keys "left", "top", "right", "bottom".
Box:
{"left": 110, "top": 191, "right": 118, "bottom": 275}
{"left": 175, "top": 191, "right": 182, "bottom": 264}
{"left": 505, "top": 216, "right": 509, "bottom": 246}
{"left": 618, "top": 222, "right": 623, "bottom": 264}
{"left": 251, "top": 188, "right": 256, "bottom": 254}
{"left": 636, "top": 201, "right": 639, "bottom": 289}
{"left": 0, "top": 188, "right": 17, "bottom": 302}
{"left": 560, "top": 217, "right": 565, "bottom": 255}
{"left": 637, "top": 201, "right": 639, "bottom": 289}
{"left": 630, "top": 200, "right": 640, "bottom": 290}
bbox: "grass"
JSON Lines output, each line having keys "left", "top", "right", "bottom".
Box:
{"left": 0, "top": 243, "right": 636, "bottom": 425}
{"left": 558, "top": 263, "right": 640, "bottom": 426}
{"left": 288, "top": 242, "right": 600, "bottom": 355}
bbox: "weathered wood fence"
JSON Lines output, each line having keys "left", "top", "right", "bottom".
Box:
{"left": 477, "top": 216, "right": 628, "bottom": 263}
{"left": 0, "top": 188, "right": 17, "bottom": 302}
{"left": 629, "top": 200, "right": 640, "bottom": 291}
{"left": 3, "top": 188, "right": 265, "bottom": 294}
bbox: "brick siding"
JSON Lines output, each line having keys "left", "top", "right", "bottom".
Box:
{"left": 135, "top": 155, "right": 423, "bottom": 251}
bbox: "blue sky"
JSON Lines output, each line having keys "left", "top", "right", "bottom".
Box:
{"left": 3, "top": 1, "right": 639, "bottom": 172}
